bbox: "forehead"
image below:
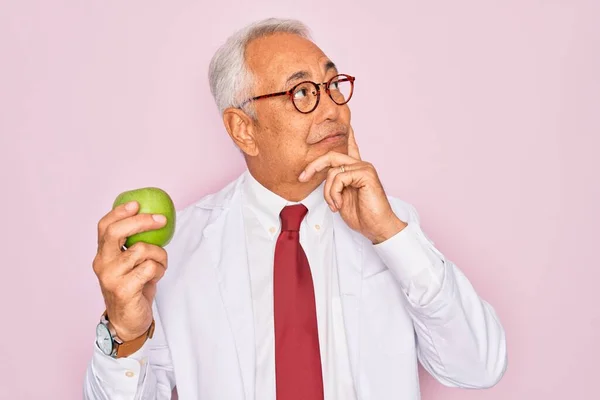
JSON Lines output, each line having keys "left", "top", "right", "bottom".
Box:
{"left": 245, "top": 33, "right": 331, "bottom": 88}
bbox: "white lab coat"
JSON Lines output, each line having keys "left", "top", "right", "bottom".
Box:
{"left": 84, "top": 172, "right": 507, "bottom": 399}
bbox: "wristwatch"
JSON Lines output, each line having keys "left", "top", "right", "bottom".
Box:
{"left": 95, "top": 311, "right": 155, "bottom": 358}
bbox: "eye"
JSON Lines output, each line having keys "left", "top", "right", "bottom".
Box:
{"left": 293, "top": 87, "right": 308, "bottom": 99}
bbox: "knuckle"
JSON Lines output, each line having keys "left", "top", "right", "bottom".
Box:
{"left": 92, "top": 256, "right": 102, "bottom": 275}
{"left": 95, "top": 260, "right": 118, "bottom": 283}
{"left": 139, "top": 259, "right": 154, "bottom": 270}
{"left": 138, "top": 261, "right": 158, "bottom": 279}
{"left": 104, "top": 224, "right": 118, "bottom": 240}
{"left": 159, "top": 248, "right": 169, "bottom": 265}
{"left": 146, "top": 260, "right": 160, "bottom": 272}
{"left": 92, "top": 250, "right": 106, "bottom": 266}
{"left": 93, "top": 256, "right": 118, "bottom": 279}
{"left": 97, "top": 219, "right": 107, "bottom": 235}
{"left": 128, "top": 241, "right": 149, "bottom": 254}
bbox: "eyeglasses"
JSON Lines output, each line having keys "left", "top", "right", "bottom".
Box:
{"left": 239, "top": 74, "right": 355, "bottom": 114}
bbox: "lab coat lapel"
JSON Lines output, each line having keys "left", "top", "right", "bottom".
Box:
{"left": 203, "top": 186, "right": 256, "bottom": 400}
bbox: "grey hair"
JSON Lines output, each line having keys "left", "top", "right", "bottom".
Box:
{"left": 208, "top": 18, "right": 312, "bottom": 116}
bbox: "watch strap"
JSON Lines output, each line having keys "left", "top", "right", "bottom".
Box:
{"left": 101, "top": 311, "right": 155, "bottom": 358}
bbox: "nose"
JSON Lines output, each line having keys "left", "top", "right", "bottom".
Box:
{"left": 315, "top": 85, "right": 340, "bottom": 122}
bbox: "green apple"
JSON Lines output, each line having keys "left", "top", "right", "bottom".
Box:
{"left": 112, "top": 187, "right": 176, "bottom": 248}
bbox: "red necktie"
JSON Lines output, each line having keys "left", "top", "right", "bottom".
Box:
{"left": 274, "top": 204, "right": 324, "bottom": 400}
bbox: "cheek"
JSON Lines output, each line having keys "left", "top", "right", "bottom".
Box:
{"left": 255, "top": 105, "right": 313, "bottom": 161}
{"left": 276, "top": 115, "right": 312, "bottom": 149}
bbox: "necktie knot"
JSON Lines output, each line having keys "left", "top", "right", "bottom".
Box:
{"left": 279, "top": 204, "right": 308, "bottom": 232}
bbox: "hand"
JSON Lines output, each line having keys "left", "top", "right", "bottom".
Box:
{"left": 92, "top": 201, "right": 168, "bottom": 341}
{"left": 299, "top": 126, "right": 407, "bottom": 244}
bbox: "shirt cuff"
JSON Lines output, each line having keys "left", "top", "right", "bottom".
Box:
{"left": 91, "top": 340, "right": 150, "bottom": 394}
{"left": 373, "top": 222, "right": 446, "bottom": 305}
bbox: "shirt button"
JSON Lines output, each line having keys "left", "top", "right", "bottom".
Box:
{"left": 315, "top": 224, "right": 321, "bottom": 231}
{"left": 125, "top": 370, "right": 135, "bottom": 378}
{"left": 269, "top": 227, "right": 276, "bottom": 234}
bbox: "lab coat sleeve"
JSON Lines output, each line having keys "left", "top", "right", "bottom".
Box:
{"left": 83, "top": 302, "right": 175, "bottom": 399}
{"left": 373, "top": 200, "right": 508, "bottom": 388}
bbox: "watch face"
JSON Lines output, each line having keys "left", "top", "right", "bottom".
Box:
{"left": 96, "top": 323, "right": 113, "bottom": 356}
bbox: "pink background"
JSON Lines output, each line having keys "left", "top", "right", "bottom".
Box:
{"left": 1, "top": 0, "right": 599, "bottom": 399}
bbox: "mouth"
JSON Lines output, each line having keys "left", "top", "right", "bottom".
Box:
{"left": 314, "top": 131, "right": 347, "bottom": 145}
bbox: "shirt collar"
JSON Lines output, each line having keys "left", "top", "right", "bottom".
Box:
{"left": 242, "top": 170, "right": 329, "bottom": 239}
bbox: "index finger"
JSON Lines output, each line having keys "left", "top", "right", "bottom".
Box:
{"left": 99, "top": 213, "right": 168, "bottom": 257}
{"left": 347, "top": 125, "right": 361, "bottom": 160}
{"left": 299, "top": 151, "right": 357, "bottom": 182}
{"left": 97, "top": 201, "right": 139, "bottom": 239}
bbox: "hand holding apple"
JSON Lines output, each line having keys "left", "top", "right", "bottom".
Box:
{"left": 92, "top": 188, "right": 176, "bottom": 341}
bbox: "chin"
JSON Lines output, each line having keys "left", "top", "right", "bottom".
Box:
{"left": 330, "top": 141, "right": 349, "bottom": 155}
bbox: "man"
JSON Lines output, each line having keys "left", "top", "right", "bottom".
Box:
{"left": 84, "top": 18, "right": 507, "bottom": 400}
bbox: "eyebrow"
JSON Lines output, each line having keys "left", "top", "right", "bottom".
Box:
{"left": 283, "top": 60, "right": 338, "bottom": 88}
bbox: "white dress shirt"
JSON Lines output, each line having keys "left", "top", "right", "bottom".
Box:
{"left": 242, "top": 172, "right": 357, "bottom": 400}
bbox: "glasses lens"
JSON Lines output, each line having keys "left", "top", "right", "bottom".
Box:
{"left": 292, "top": 82, "right": 319, "bottom": 113}
{"left": 329, "top": 75, "right": 353, "bottom": 105}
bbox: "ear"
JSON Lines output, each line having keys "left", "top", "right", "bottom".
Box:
{"left": 223, "top": 107, "right": 259, "bottom": 157}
